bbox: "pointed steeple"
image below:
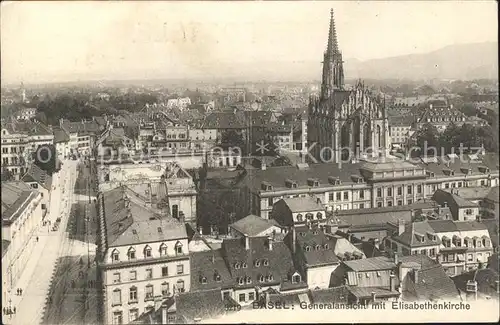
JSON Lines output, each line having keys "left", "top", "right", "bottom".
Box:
{"left": 327, "top": 9, "right": 340, "bottom": 56}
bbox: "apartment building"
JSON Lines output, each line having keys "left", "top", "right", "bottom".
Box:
{"left": 1, "top": 119, "right": 54, "bottom": 180}
{"left": 386, "top": 219, "right": 494, "bottom": 276}
{"left": 98, "top": 187, "right": 191, "bottom": 325}
{"left": 1, "top": 182, "right": 44, "bottom": 307}
{"left": 388, "top": 115, "right": 413, "bottom": 149}
{"left": 21, "top": 164, "right": 53, "bottom": 217}
{"left": 59, "top": 118, "right": 102, "bottom": 156}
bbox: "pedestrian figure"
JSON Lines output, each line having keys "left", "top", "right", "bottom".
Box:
{"left": 13, "top": 307, "right": 16, "bottom": 314}
{"left": 20, "top": 289, "right": 23, "bottom": 295}
{"left": 16, "top": 288, "right": 19, "bottom": 295}
{"left": 3, "top": 307, "right": 6, "bottom": 315}
{"left": 36, "top": 236, "right": 39, "bottom": 242}
{"left": 8, "top": 307, "right": 12, "bottom": 315}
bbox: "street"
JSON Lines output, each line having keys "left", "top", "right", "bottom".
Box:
{"left": 4, "top": 158, "right": 99, "bottom": 325}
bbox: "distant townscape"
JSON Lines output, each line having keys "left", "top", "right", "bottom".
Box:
{"left": 1, "top": 8, "right": 499, "bottom": 325}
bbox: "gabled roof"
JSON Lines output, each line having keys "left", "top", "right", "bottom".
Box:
{"left": 432, "top": 189, "right": 478, "bottom": 209}
{"left": 101, "top": 187, "right": 187, "bottom": 248}
{"left": 190, "top": 249, "right": 234, "bottom": 291}
{"left": 452, "top": 268, "right": 499, "bottom": 298}
{"left": 229, "top": 214, "right": 276, "bottom": 237}
{"left": 391, "top": 221, "right": 441, "bottom": 248}
{"left": 175, "top": 289, "right": 228, "bottom": 324}
{"left": 203, "top": 111, "right": 248, "bottom": 129}
{"left": 485, "top": 187, "right": 499, "bottom": 203}
{"left": 427, "top": 220, "right": 488, "bottom": 233}
{"left": 22, "top": 164, "right": 53, "bottom": 190}
{"left": 403, "top": 261, "right": 460, "bottom": 301}
{"left": 221, "top": 236, "right": 294, "bottom": 288}
{"left": 280, "top": 197, "right": 324, "bottom": 213}
{"left": 293, "top": 226, "right": 340, "bottom": 267}
{"left": 2, "top": 181, "right": 36, "bottom": 224}
{"left": 53, "top": 127, "right": 70, "bottom": 143}
{"left": 343, "top": 256, "right": 395, "bottom": 272}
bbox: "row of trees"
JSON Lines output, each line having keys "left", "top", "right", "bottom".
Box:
{"left": 413, "top": 122, "right": 498, "bottom": 156}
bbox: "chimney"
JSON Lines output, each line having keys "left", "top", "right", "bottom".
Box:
{"left": 398, "top": 219, "right": 405, "bottom": 236}
{"left": 267, "top": 236, "right": 273, "bottom": 251}
{"left": 390, "top": 274, "right": 396, "bottom": 292}
{"left": 394, "top": 253, "right": 399, "bottom": 266}
{"left": 371, "top": 292, "right": 377, "bottom": 303}
{"left": 373, "top": 238, "right": 380, "bottom": 249}
{"left": 244, "top": 234, "right": 250, "bottom": 250}
{"left": 430, "top": 104, "right": 433, "bottom": 109}
{"left": 413, "top": 269, "right": 419, "bottom": 284}
{"left": 261, "top": 162, "right": 267, "bottom": 171}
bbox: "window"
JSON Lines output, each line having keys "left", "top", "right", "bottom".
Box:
{"left": 376, "top": 271, "right": 381, "bottom": 277}
{"left": 162, "top": 282, "right": 169, "bottom": 296}
{"left": 343, "top": 192, "right": 348, "bottom": 200}
{"left": 458, "top": 182, "right": 462, "bottom": 188}
{"left": 377, "top": 188, "right": 382, "bottom": 198}
{"left": 336, "top": 192, "right": 341, "bottom": 200}
{"left": 445, "top": 183, "right": 450, "bottom": 189}
{"left": 417, "top": 185, "right": 422, "bottom": 194}
{"left": 305, "top": 246, "right": 311, "bottom": 252}
{"left": 387, "top": 188, "right": 393, "bottom": 197}
{"left": 407, "top": 186, "right": 412, "bottom": 195}
{"left": 113, "top": 273, "right": 121, "bottom": 283}
{"left": 239, "top": 294, "right": 246, "bottom": 302}
{"left": 144, "top": 245, "right": 152, "bottom": 258}
{"left": 175, "top": 242, "right": 183, "bottom": 255}
{"left": 377, "top": 202, "right": 382, "bottom": 208}
{"left": 128, "top": 247, "right": 136, "bottom": 260}
{"left": 387, "top": 201, "right": 393, "bottom": 207}
{"left": 329, "top": 193, "right": 334, "bottom": 201}
{"left": 172, "top": 204, "right": 179, "bottom": 218}
{"left": 397, "top": 187, "right": 402, "bottom": 196}
{"left": 359, "top": 190, "right": 364, "bottom": 199}
{"left": 246, "top": 276, "right": 252, "bottom": 284}
{"left": 112, "top": 289, "right": 122, "bottom": 306}
{"left": 268, "top": 197, "right": 273, "bottom": 207}
{"left": 176, "top": 280, "right": 185, "bottom": 292}
{"left": 160, "top": 243, "right": 167, "bottom": 256}
{"left": 145, "top": 285, "right": 154, "bottom": 299}
{"left": 407, "top": 199, "right": 413, "bottom": 205}
{"left": 129, "top": 309, "right": 139, "bottom": 323}
{"left": 296, "top": 214, "right": 303, "bottom": 222}
{"left": 129, "top": 271, "right": 137, "bottom": 281}
{"left": 397, "top": 200, "right": 402, "bottom": 206}
{"left": 146, "top": 269, "right": 153, "bottom": 279}
{"left": 429, "top": 248, "right": 436, "bottom": 256}
{"left": 293, "top": 274, "right": 301, "bottom": 283}
{"left": 359, "top": 203, "right": 365, "bottom": 209}
{"left": 113, "top": 311, "right": 123, "bottom": 325}
{"left": 317, "top": 212, "right": 323, "bottom": 219}
{"left": 467, "top": 254, "right": 473, "bottom": 262}
{"left": 112, "top": 250, "right": 119, "bottom": 262}
{"left": 177, "top": 264, "right": 184, "bottom": 275}
{"left": 162, "top": 266, "right": 168, "bottom": 277}
{"left": 249, "top": 292, "right": 255, "bottom": 301}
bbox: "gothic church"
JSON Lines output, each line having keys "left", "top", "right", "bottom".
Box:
{"left": 308, "top": 9, "right": 390, "bottom": 163}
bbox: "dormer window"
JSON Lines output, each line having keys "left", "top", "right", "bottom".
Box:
{"left": 315, "top": 245, "right": 320, "bottom": 251}
{"left": 317, "top": 212, "right": 323, "bottom": 219}
{"left": 328, "top": 176, "right": 342, "bottom": 185}
{"left": 144, "top": 245, "right": 152, "bottom": 258}
{"left": 285, "top": 179, "right": 298, "bottom": 188}
{"left": 214, "top": 272, "right": 221, "bottom": 282}
{"left": 242, "top": 262, "right": 248, "bottom": 268}
{"left": 200, "top": 276, "right": 207, "bottom": 284}
{"left": 238, "top": 277, "right": 244, "bottom": 285}
{"left": 254, "top": 260, "right": 261, "bottom": 267}
{"left": 259, "top": 275, "right": 265, "bottom": 282}
{"left": 128, "top": 247, "right": 136, "bottom": 260}
{"left": 159, "top": 243, "right": 167, "bottom": 256}
{"left": 261, "top": 182, "right": 273, "bottom": 191}
{"left": 111, "top": 249, "right": 120, "bottom": 262}
{"left": 296, "top": 214, "right": 303, "bottom": 222}
{"left": 300, "top": 232, "right": 306, "bottom": 237}
{"left": 263, "top": 259, "right": 269, "bottom": 266}
{"left": 307, "top": 178, "right": 320, "bottom": 187}
{"left": 324, "top": 244, "right": 329, "bottom": 250}
{"left": 292, "top": 273, "right": 301, "bottom": 283}
{"left": 482, "top": 237, "right": 490, "bottom": 247}
{"left": 305, "top": 246, "right": 311, "bottom": 252}
{"left": 175, "top": 241, "right": 183, "bottom": 255}
{"left": 235, "top": 263, "right": 241, "bottom": 269}
{"left": 246, "top": 276, "right": 252, "bottom": 284}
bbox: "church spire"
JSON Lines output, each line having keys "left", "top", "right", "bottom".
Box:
{"left": 327, "top": 9, "right": 339, "bottom": 56}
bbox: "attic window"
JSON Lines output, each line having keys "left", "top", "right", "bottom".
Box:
{"left": 292, "top": 273, "right": 301, "bottom": 283}
{"left": 300, "top": 232, "right": 306, "bottom": 237}
{"left": 200, "top": 276, "right": 207, "bottom": 284}
{"left": 307, "top": 178, "right": 320, "bottom": 187}
{"left": 376, "top": 271, "right": 381, "bottom": 277}
{"left": 317, "top": 212, "right": 323, "bottom": 220}
{"left": 214, "top": 273, "right": 221, "bottom": 282}
{"left": 254, "top": 260, "right": 261, "bottom": 267}
{"left": 263, "top": 259, "right": 269, "bottom": 266}
{"left": 312, "top": 230, "right": 318, "bottom": 235}
{"left": 144, "top": 245, "right": 152, "bottom": 258}
{"left": 238, "top": 277, "right": 244, "bottom": 285}
{"left": 132, "top": 229, "right": 137, "bottom": 235}
{"left": 365, "top": 273, "right": 370, "bottom": 278}
{"left": 242, "top": 262, "right": 248, "bottom": 268}
{"left": 246, "top": 276, "right": 252, "bottom": 284}
{"left": 323, "top": 244, "right": 329, "bottom": 250}
{"left": 259, "top": 275, "right": 265, "bottom": 282}
{"left": 157, "top": 227, "right": 162, "bottom": 233}
{"left": 235, "top": 263, "right": 241, "bottom": 269}
{"left": 305, "top": 246, "right": 311, "bottom": 252}
{"left": 328, "top": 176, "right": 342, "bottom": 185}
{"left": 315, "top": 245, "right": 320, "bottom": 251}
{"left": 297, "top": 214, "right": 303, "bottom": 222}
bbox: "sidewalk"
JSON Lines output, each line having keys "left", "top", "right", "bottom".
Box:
{"left": 2, "top": 160, "right": 76, "bottom": 325}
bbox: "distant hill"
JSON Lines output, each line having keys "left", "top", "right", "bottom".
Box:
{"left": 343, "top": 42, "right": 498, "bottom": 80}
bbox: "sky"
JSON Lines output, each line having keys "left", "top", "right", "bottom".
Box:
{"left": 1, "top": 1, "right": 498, "bottom": 84}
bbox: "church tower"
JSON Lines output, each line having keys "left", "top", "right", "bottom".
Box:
{"left": 307, "top": 9, "right": 390, "bottom": 164}
{"left": 321, "top": 9, "right": 345, "bottom": 100}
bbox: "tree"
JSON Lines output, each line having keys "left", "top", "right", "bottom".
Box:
{"left": 439, "top": 122, "right": 461, "bottom": 154}
{"left": 1, "top": 167, "right": 14, "bottom": 182}
{"left": 219, "top": 130, "right": 245, "bottom": 152}
{"left": 413, "top": 123, "right": 440, "bottom": 156}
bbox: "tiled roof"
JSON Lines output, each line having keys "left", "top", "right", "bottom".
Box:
{"left": 404, "top": 261, "right": 460, "bottom": 301}
{"left": 230, "top": 214, "right": 276, "bottom": 237}
{"left": 2, "top": 240, "right": 10, "bottom": 258}
{"left": 452, "top": 268, "right": 499, "bottom": 298}
{"left": 22, "top": 164, "right": 53, "bottom": 190}
{"left": 447, "top": 188, "right": 492, "bottom": 201}
{"left": 308, "top": 286, "right": 350, "bottom": 303}
{"left": 294, "top": 226, "right": 340, "bottom": 266}
{"left": 280, "top": 197, "right": 324, "bottom": 213}
{"left": 480, "top": 219, "right": 498, "bottom": 248}
{"left": 427, "top": 220, "right": 488, "bottom": 233}
{"left": 1, "top": 182, "right": 36, "bottom": 224}
{"left": 101, "top": 187, "right": 187, "bottom": 247}
{"left": 203, "top": 112, "right": 248, "bottom": 129}
{"left": 333, "top": 207, "right": 413, "bottom": 228}
{"left": 391, "top": 221, "right": 441, "bottom": 247}
{"left": 61, "top": 119, "right": 100, "bottom": 134}
{"left": 485, "top": 187, "right": 499, "bottom": 203}
{"left": 359, "top": 159, "right": 420, "bottom": 173}
{"left": 1, "top": 119, "right": 52, "bottom": 136}
{"left": 53, "top": 127, "right": 70, "bottom": 143}
{"left": 415, "top": 154, "right": 499, "bottom": 178}
{"left": 243, "top": 162, "right": 364, "bottom": 193}
{"left": 190, "top": 249, "right": 234, "bottom": 291}
{"left": 175, "top": 289, "right": 228, "bottom": 323}
{"left": 343, "top": 256, "right": 395, "bottom": 272}
{"left": 221, "top": 236, "right": 295, "bottom": 288}
{"left": 432, "top": 189, "right": 477, "bottom": 209}
{"left": 348, "top": 286, "right": 400, "bottom": 299}
{"left": 388, "top": 115, "right": 415, "bottom": 126}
